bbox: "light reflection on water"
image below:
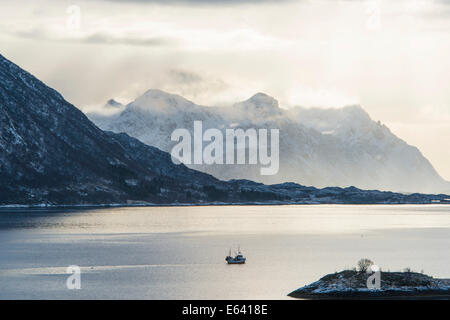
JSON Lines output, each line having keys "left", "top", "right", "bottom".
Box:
{"left": 0, "top": 205, "right": 449, "bottom": 299}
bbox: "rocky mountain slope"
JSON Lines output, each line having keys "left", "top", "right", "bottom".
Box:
{"left": 0, "top": 54, "right": 222, "bottom": 205}
{"left": 89, "top": 90, "right": 450, "bottom": 194}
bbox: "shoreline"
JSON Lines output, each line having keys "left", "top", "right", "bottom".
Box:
{"left": 289, "top": 292, "right": 450, "bottom": 300}
{"left": 288, "top": 270, "right": 450, "bottom": 300}
{"left": 1, "top": 202, "right": 450, "bottom": 209}
{"left": 289, "top": 288, "right": 450, "bottom": 300}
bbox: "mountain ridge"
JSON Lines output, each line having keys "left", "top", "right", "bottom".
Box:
{"left": 1, "top": 53, "right": 449, "bottom": 206}
{"left": 0, "top": 53, "right": 224, "bottom": 205}
{"left": 89, "top": 89, "right": 450, "bottom": 194}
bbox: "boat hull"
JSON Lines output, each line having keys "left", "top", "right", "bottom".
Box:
{"left": 226, "top": 259, "right": 246, "bottom": 264}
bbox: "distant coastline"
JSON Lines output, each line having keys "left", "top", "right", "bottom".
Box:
{"left": 1, "top": 202, "right": 450, "bottom": 210}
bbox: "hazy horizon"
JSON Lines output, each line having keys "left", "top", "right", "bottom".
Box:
{"left": 1, "top": 0, "right": 449, "bottom": 180}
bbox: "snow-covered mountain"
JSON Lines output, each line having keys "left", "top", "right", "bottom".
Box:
{"left": 89, "top": 89, "right": 450, "bottom": 194}
{"left": 2, "top": 53, "right": 448, "bottom": 205}
{"left": 105, "top": 99, "right": 123, "bottom": 109}
{"left": 0, "top": 54, "right": 224, "bottom": 205}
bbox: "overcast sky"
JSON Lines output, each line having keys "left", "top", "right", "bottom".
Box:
{"left": 1, "top": 0, "right": 450, "bottom": 180}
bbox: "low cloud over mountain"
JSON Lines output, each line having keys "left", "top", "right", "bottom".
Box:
{"left": 89, "top": 89, "right": 450, "bottom": 194}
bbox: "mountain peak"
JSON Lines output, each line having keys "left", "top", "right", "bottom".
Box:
{"left": 130, "top": 89, "right": 196, "bottom": 113}
{"left": 142, "top": 88, "right": 173, "bottom": 98}
{"left": 247, "top": 92, "right": 279, "bottom": 109}
{"left": 105, "top": 99, "right": 123, "bottom": 108}
{"left": 342, "top": 104, "right": 370, "bottom": 118}
{"left": 231, "top": 92, "right": 282, "bottom": 119}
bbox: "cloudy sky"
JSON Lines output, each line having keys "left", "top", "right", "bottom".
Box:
{"left": 1, "top": 0, "right": 450, "bottom": 180}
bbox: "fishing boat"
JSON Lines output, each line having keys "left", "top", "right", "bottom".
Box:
{"left": 225, "top": 247, "right": 246, "bottom": 264}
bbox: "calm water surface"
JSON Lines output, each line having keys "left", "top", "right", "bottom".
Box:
{"left": 0, "top": 205, "right": 449, "bottom": 299}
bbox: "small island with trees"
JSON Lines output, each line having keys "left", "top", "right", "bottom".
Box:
{"left": 288, "top": 259, "right": 450, "bottom": 299}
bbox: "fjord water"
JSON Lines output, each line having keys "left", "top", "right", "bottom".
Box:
{"left": 0, "top": 205, "right": 449, "bottom": 299}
